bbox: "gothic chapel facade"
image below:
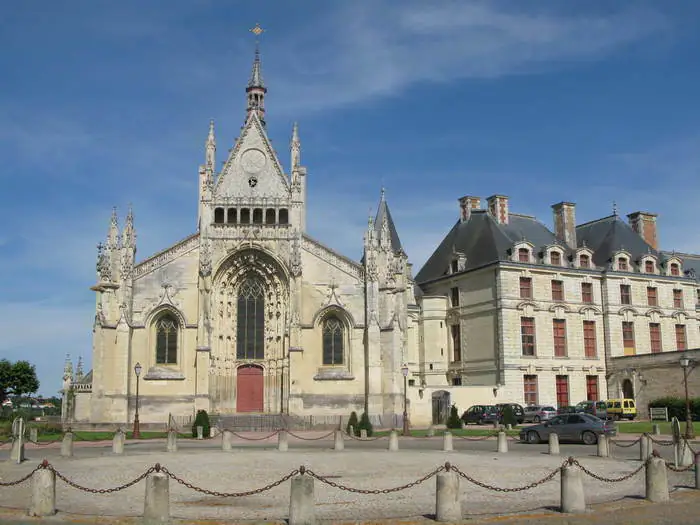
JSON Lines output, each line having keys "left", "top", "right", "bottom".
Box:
{"left": 71, "top": 42, "right": 440, "bottom": 427}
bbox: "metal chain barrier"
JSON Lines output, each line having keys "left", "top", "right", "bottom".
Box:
{"left": 160, "top": 464, "right": 299, "bottom": 497}
{"left": 610, "top": 436, "right": 641, "bottom": 448}
{"left": 568, "top": 457, "right": 645, "bottom": 483}
{"left": 46, "top": 461, "right": 156, "bottom": 494}
{"left": 0, "top": 437, "right": 14, "bottom": 448}
{"left": 683, "top": 438, "right": 697, "bottom": 456}
{"left": 451, "top": 461, "right": 562, "bottom": 492}
{"left": 228, "top": 429, "right": 281, "bottom": 441}
{"left": 454, "top": 433, "right": 497, "bottom": 441}
{"left": 0, "top": 463, "right": 45, "bottom": 487}
{"left": 285, "top": 430, "right": 337, "bottom": 441}
{"left": 665, "top": 461, "right": 695, "bottom": 473}
{"left": 305, "top": 464, "right": 445, "bottom": 494}
{"left": 647, "top": 434, "right": 674, "bottom": 447}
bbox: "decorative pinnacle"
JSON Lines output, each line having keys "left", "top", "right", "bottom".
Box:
{"left": 612, "top": 200, "right": 618, "bottom": 216}
{"left": 249, "top": 22, "right": 264, "bottom": 37}
{"left": 380, "top": 186, "right": 386, "bottom": 202}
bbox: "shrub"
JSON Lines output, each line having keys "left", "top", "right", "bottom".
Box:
{"left": 346, "top": 411, "right": 359, "bottom": 436}
{"left": 501, "top": 405, "right": 518, "bottom": 428}
{"left": 446, "top": 404, "right": 462, "bottom": 429}
{"left": 649, "top": 397, "right": 700, "bottom": 422}
{"left": 357, "top": 412, "right": 373, "bottom": 437}
{"left": 191, "top": 410, "right": 211, "bottom": 438}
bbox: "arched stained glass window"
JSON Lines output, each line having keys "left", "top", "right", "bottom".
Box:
{"left": 322, "top": 316, "right": 344, "bottom": 365}
{"left": 236, "top": 277, "right": 265, "bottom": 359}
{"left": 156, "top": 314, "right": 178, "bottom": 364}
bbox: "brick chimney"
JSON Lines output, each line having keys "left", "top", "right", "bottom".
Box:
{"left": 458, "top": 196, "right": 481, "bottom": 223}
{"left": 486, "top": 195, "right": 509, "bottom": 225}
{"left": 627, "top": 211, "right": 658, "bottom": 250}
{"left": 551, "top": 202, "right": 577, "bottom": 248}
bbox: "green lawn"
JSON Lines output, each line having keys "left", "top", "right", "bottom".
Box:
{"left": 615, "top": 421, "right": 700, "bottom": 435}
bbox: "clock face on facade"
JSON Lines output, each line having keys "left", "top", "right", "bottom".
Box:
{"left": 240, "top": 148, "right": 266, "bottom": 174}
{"left": 248, "top": 176, "right": 258, "bottom": 188}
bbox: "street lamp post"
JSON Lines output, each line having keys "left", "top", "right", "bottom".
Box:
{"left": 401, "top": 364, "right": 409, "bottom": 436}
{"left": 680, "top": 356, "right": 695, "bottom": 439}
{"left": 133, "top": 362, "right": 142, "bottom": 439}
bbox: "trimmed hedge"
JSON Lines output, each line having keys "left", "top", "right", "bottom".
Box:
{"left": 346, "top": 411, "right": 359, "bottom": 436}
{"left": 191, "top": 409, "right": 211, "bottom": 438}
{"left": 357, "top": 412, "right": 373, "bottom": 437}
{"left": 446, "top": 404, "right": 462, "bottom": 429}
{"left": 648, "top": 397, "right": 700, "bottom": 421}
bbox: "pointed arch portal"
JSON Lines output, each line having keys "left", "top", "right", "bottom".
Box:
{"left": 236, "top": 364, "right": 264, "bottom": 412}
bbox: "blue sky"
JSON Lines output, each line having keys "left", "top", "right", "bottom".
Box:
{"left": 2, "top": 1, "right": 700, "bottom": 396}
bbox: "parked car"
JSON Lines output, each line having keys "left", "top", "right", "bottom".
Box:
{"left": 523, "top": 405, "right": 557, "bottom": 423}
{"left": 519, "top": 413, "right": 616, "bottom": 445}
{"left": 461, "top": 405, "right": 499, "bottom": 425}
{"left": 557, "top": 405, "right": 578, "bottom": 415}
{"left": 606, "top": 398, "right": 637, "bottom": 420}
{"left": 575, "top": 400, "right": 608, "bottom": 419}
{"left": 495, "top": 403, "right": 525, "bottom": 425}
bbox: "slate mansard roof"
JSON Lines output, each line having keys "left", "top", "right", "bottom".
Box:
{"left": 415, "top": 207, "right": 700, "bottom": 285}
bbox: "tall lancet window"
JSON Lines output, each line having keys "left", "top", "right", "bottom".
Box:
{"left": 322, "top": 316, "right": 344, "bottom": 365}
{"left": 155, "top": 314, "right": 178, "bottom": 364}
{"left": 237, "top": 277, "right": 265, "bottom": 359}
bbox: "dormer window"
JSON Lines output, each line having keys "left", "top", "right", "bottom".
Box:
{"left": 579, "top": 254, "right": 591, "bottom": 269}
{"left": 518, "top": 248, "right": 530, "bottom": 263}
{"left": 670, "top": 263, "right": 681, "bottom": 276}
{"left": 450, "top": 260, "right": 459, "bottom": 274}
{"left": 644, "top": 260, "right": 654, "bottom": 274}
{"left": 617, "top": 257, "right": 628, "bottom": 271}
{"left": 550, "top": 251, "right": 562, "bottom": 266}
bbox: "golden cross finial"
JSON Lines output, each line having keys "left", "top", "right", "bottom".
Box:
{"left": 250, "top": 22, "right": 264, "bottom": 37}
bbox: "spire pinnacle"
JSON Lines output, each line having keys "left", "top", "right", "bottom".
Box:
{"left": 247, "top": 23, "right": 265, "bottom": 89}
{"left": 205, "top": 119, "right": 216, "bottom": 169}
{"left": 291, "top": 122, "right": 301, "bottom": 169}
{"left": 245, "top": 23, "right": 267, "bottom": 125}
{"left": 613, "top": 200, "right": 618, "bottom": 216}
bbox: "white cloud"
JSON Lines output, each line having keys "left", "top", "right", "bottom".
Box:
{"left": 267, "top": 2, "right": 669, "bottom": 114}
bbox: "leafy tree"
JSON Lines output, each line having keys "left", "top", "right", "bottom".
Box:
{"left": 346, "top": 411, "right": 359, "bottom": 436}
{"left": 191, "top": 410, "right": 211, "bottom": 438}
{"left": 501, "top": 405, "right": 518, "bottom": 427}
{"left": 0, "top": 360, "right": 40, "bottom": 403}
{"left": 446, "top": 404, "right": 462, "bottom": 429}
{"left": 357, "top": 412, "right": 374, "bottom": 437}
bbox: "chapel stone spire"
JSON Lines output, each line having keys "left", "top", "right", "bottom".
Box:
{"left": 205, "top": 119, "right": 216, "bottom": 170}
{"left": 291, "top": 122, "right": 300, "bottom": 169}
{"left": 246, "top": 23, "right": 267, "bottom": 126}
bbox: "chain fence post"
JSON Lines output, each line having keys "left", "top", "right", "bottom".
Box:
{"left": 497, "top": 431, "right": 508, "bottom": 453}
{"left": 388, "top": 430, "right": 399, "bottom": 451}
{"left": 548, "top": 432, "right": 560, "bottom": 456}
{"left": 29, "top": 464, "right": 56, "bottom": 517}
{"left": 435, "top": 463, "right": 461, "bottom": 522}
{"left": 645, "top": 454, "right": 669, "bottom": 502}
{"left": 680, "top": 439, "right": 694, "bottom": 467}
{"left": 29, "top": 427, "right": 38, "bottom": 443}
{"left": 597, "top": 434, "right": 609, "bottom": 458}
{"left": 427, "top": 425, "right": 435, "bottom": 437}
{"left": 695, "top": 452, "right": 700, "bottom": 490}
{"left": 347, "top": 424, "right": 354, "bottom": 437}
{"left": 289, "top": 467, "right": 314, "bottom": 525}
{"left": 333, "top": 430, "right": 344, "bottom": 451}
{"left": 360, "top": 429, "right": 367, "bottom": 438}
{"left": 652, "top": 423, "right": 661, "bottom": 436}
{"left": 442, "top": 431, "right": 453, "bottom": 452}
{"left": 60, "top": 432, "right": 74, "bottom": 458}
{"left": 222, "top": 430, "right": 233, "bottom": 452}
{"left": 640, "top": 433, "right": 650, "bottom": 461}
{"left": 167, "top": 430, "right": 178, "bottom": 453}
{"left": 196, "top": 425, "right": 203, "bottom": 440}
{"left": 560, "top": 459, "right": 585, "bottom": 514}
{"left": 144, "top": 466, "right": 169, "bottom": 525}
{"left": 278, "top": 430, "right": 289, "bottom": 452}
{"left": 112, "top": 429, "right": 125, "bottom": 455}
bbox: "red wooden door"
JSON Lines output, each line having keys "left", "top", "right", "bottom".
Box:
{"left": 236, "top": 365, "right": 264, "bottom": 412}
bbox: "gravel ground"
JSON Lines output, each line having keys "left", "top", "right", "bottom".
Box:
{"left": 0, "top": 444, "right": 695, "bottom": 522}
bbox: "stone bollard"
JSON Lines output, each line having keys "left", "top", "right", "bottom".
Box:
{"left": 278, "top": 430, "right": 289, "bottom": 452}
{"left": 333, "top": 430, "right": 344, "bottom": 451}
{"left": 112, "top": 431, "right": 125, "bottom": 454}
{"left": 196, "top": 425, "right": 203, "bottom": 440}
{"left": 435, "top": 466, "right": 461, "bottom": 522}
{"left": 10, "top": 437, "right": 25, "bottom": 463}
{"left": 549, "top": 432, "right": 560, "bottom": 456}
{"left": 427, "top": 425, "right": 435, "bottom": 437}
{"left": 597, "top": 434, "right": 609, "bottom": 458}
{"left": 695, "top": 453, "right": 700, "bottom": 490}
{"left": 388, "top": 430, "right": 399, "bottom": 451}
{"left": 680, "top": 440, "right": 694, "bottom": 467}
{"left": 289, "top": 471, "right": 315, "bottom": 525}
{"left": 560, "top": 461, "right": 586, "bottom": 513}
{"left": 144, "top": 470, "right": 170, "bottom": 525}
{"left": 167, "top": 430, "right": 178, "bottom": 453}
{"left": 653, "top": 424, "right": 661, "bottom": 436}
{"left": 360, "top": 429, "right": 367, "bottom": 438}
{"left": 29, "top": 466, "right": 56, "bottom": 517}
{"left": 497, "top": 431, "right": 508, "bottom": 453}
{"left": 443, "top": 431, "right": 453, "bottom": 452}
{"left": 29, "top": 427, "right": 38, "bottom": 443}
{"left": 506, "top": 424, "right": 512, "bottom": 431}
{"left": 348, "top": 425, "right": 354, "bottom": 437}
{"left": 646, "top": 454, "right": 669, "bottom": 502}
{"left": 60, "top": 432, "right": 74, "bottom": 457}
{"left": 222, "top": 430, "right": 233, "bottom": 451}
{"left": 640, "top": 434, "right": 650, "bottom": 461}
